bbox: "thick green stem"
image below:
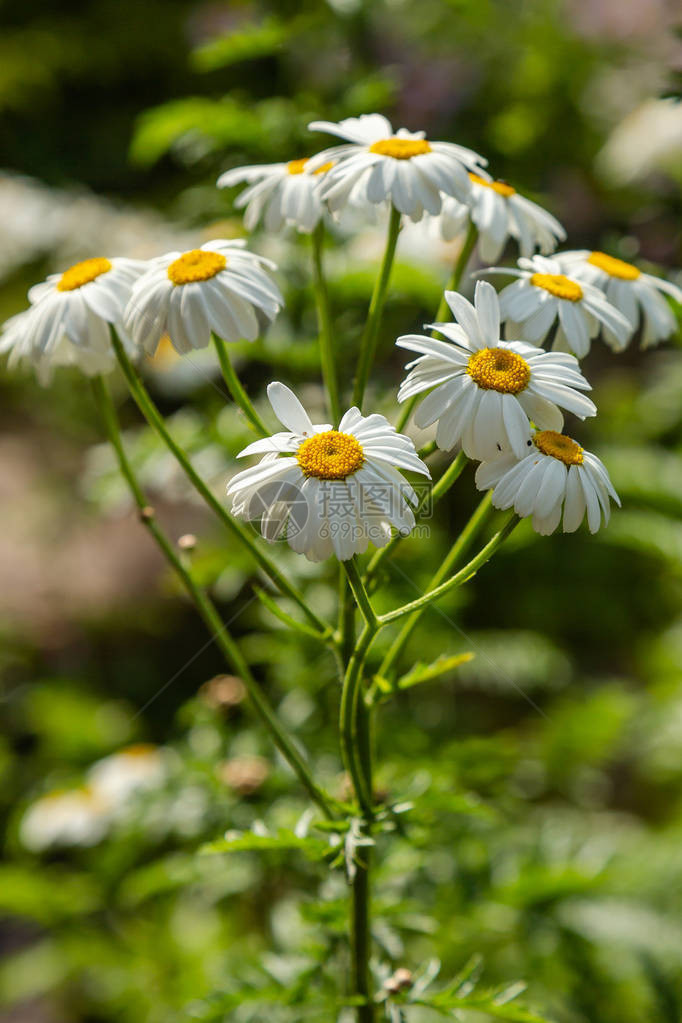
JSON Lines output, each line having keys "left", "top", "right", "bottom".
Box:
{"left": 109, "top": 328, "right": 328, "bottom": 636}
{"left": 311, "top": 223, "right": 341, "bottom": 423}
{"left": 352, "top": 206, "right": 402, "bottom": 411}
{"left": 379, "top": 511, "right": 518, "bottom": 626}
{"left": 395, "top": 222, "right": 478, "bottom": 433}
{"left": 212, "top": 334, "right": 269, "bottom": 436}
{"left": 90, "top": 376, "right": 334, "bottom": 819}
{"left": 351, "top": 846, "right": 374, "bottom": 1023}
{"left": 343, "top": 558, "right": 379, "bottom": 630}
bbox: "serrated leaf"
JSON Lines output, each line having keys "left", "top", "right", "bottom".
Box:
{"left": 200, "top": 827, "right": 334, "bottom": 862}
{"left": 397, "top": 652, "right": 474, "bottom": 691}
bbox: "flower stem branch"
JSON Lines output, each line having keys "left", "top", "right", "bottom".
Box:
{"left": 394, "top": 222, "right": 478, "bottom": 433}
{"left": 212, "top": 334, "right": 269, "bottom": 436}
{"left": 90, "top": 375, "right": 335, "bottom": 819}
{"left": 379, "top": 510, "right": 517, "bottom": 626}
{"left": 363, "top": 452, "right": 468, "bottom": 588}
{"left": 352, "top": 206, "right": 402, "bottom": 411}
{"left": 109, "top": 328, "right": 328, "bottom": 636}
{"left": 311, "top": 223, "right": 341, "bottom": 423}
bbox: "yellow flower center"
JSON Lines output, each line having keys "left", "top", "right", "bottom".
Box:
{"left": 296, "top": 430, "right": 364, "bottom": 480}
{"left": 587, "top": 251, "right": 640, "bottom": 280}
{"left": 369, "top": 137, "right": 432, "bottom": 159}
{"left": 469, "top": 172, "right": 516, "bottom": 197}
{"left": 120, "top": 744, "right": 158, "bottom": 757}
{"left": 167, "top": 249, "right": 227, "bottom": 286}
{"left": 467, "top": 347, "right": 531, "bottom": 394}
{"left": 534, "top": 429, "right": 583, "bottom": 465}
{"left": 530, "top": 273, "right": 583, "bottom": 301}
{"left": 287, "top": 158, "right": 334, "bottom": 175}
{"left": 57, "top": 257, "right": 112, "bottom": 291}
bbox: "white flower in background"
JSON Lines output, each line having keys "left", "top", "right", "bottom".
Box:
{"left": 217, "top": 157, "right": 334, "bottom": 233}
{"left": 87, "top": 744, "right": 167, "bottom": 809}
{"left": 20, "top": 786, "right": 109, "bottom": 851}
{"left": 307, "top": 114, "right": 486, "bottom": 221}
{"left": 0, "top": 256, "right": 145, "bottom": 382}
{"left": 556, "top": 250, "right": 682, "bottom": 349}
{"left": 397, "top": 281, "right": 596, "bottom": 460}
{"left": 227, "top": 382, "right": 430, "bottom": 562}
{"left": 484, "top": 255, "right": 631, "bottom": 357}
{"left": 125, "top": 240, "right": 283, "bottom": 356}
{"left": 431, "top": 172, "right": 566, "bottom": 263}
{"left": 476, "top": 429, "right": 620, "bottom": 535}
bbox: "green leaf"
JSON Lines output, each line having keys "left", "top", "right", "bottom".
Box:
{"left": 191, "top": 16, "right": 292, "bottom": 72}
{"left": 396, "top": 652, "right": 474, "bottom": 691}
{"left": 200, "top": 827, "right": 335, "bottom": 862}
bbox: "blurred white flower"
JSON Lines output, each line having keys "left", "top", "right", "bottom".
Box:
{"left": 307, "top": 113, "right": 486, "bottom": 221}
{"left": 217, "top": 157, "right": 334, "bottom": 233}
{"left": 557, "top": 249, "right": 682, "bottom": 348}
{"left": 20, "top": 786, "right": 109, "bottom": 851}
{"left": 0, "top": 256, "right": 145, "bottom": 383}
{"left": 476, "top": 429, "right": 620, "bottom": 535}
{"left": 597, "top": 98, "right": 682, "bottom": 187}
{"left": 397, "top": 281, "right": 596, "bottom": 459}
{"left": 484, "top": 255, "right": 632, "bottom": 357}
{"left": 87, "top": 743, "right": 168, "bottom": 808}
{"left": 430, "top": 172, "right": 566, "bottom": 263}
{"left": 227, "top": 382, "right": 430, "bottom": 561}
{"left": 125, "top": 240, "right": 283, "bottom": 356}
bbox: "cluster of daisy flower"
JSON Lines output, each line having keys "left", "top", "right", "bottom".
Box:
{"left": 2, "top": 112, "right": 680, "bottom": 555}
{"left": 20, "top": 745, "right": 168, "bottom": 851}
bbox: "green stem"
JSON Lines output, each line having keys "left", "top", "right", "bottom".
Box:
{"left": 435, "top": 220, "right": 479, "bottom": 322}
{"left": 351, "top": 843, "right": 374, "bottom": 1023}
{"left": 394, "top": 223, "right": 478, "bottom": 433}
{"left": 91, "top": 375, "right": 334, "bottom": 819}
{"left": 109, "top": 328, "right": 328, "bottom": 636}
{"left": 212, "top": 334, "right": 269, "bottom": 436}
{"left": 343, "top": 558, "right": 379, "bottom": 629}
{"left": 363, "top": 451, "right": 468, "bottom": 589}
{"left": 377, "top": 491, "right": 492, "bottom": 677}
{"left": 352, "top": 206, "right": 402, "bottom": 411}
{"left": 340, "top": 623, "right": 376, "bottom": 816}
{"left": 379, "top": 511, "right": 517, "bottom": 626}
{"left": 311, "top": 223, "right": 341, "bottom": 423}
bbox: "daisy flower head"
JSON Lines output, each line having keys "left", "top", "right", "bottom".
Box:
{"left": 217, "top": 156, "right": 334, "bottom": 234}
{"left": 227, "top": 382, "right": 430, "bottom": 562}
{"left": 124, "top": 239, "right": 283, "bottom": 357}
{"left": 485, "top": 255, "right": 631, "bottom": 358}
{"left": 475, "top": 429, "right": 620, "bottom": 536}
{"left": 396, "top": 281, "right": 596, "bottom": 461}
{"left": 20, "top": 786, "right": 109, "bottom": 851}
{"left": 0, "top": 256, "right": 145, "bottom": 383}
{"left": 556, "top": 250, "right": 682, "bottom": 349}
{"left": 432, "top": 171, "right": 566, "bottom": 263}
{"left": 307, "top": 113, "right": 487, "bottom": 221}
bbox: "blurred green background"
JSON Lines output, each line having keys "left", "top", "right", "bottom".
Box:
{"left": 1, "top": 1, "right": 682, "bottom": 1021}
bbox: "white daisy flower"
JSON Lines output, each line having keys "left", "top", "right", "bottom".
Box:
{"left": 556, "top": 250, "right": 682, "bottom": 349}
{"left": 125, "top": 239, "right": 283, "bottom": 356}
{"left": 432, "top": 172, "right": 566, "bottom": 263}
{"left": 87, "top": 744, "right": 167, "bottom": 809}
{"left": 217, "top": 157, "right": 334, "bottom": 233}
{"left": 484, "top": 255, "right": 632, "bottom": 358}
{"left": 0, "top": 256, "right": 145, "bottom": 382}
{"left": 396, "top": 281, "right": 596, "bottom": 460}
{"left": 475, "top": 429, "right": 620, "bottom": 536}
{"left": 307, "top": 113, "right": 486, "bottom": 221}
{"left": 20, "top": 786, "right": 109, "bottom": 851}
{"left": 227, "top": 382, "right": 430, "bottom": 562}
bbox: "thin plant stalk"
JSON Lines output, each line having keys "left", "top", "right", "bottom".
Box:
{"left": 395, "top": 221, "right": 478, "bottom": 433}
{"left": 109, "top": 327, "right": 328, "bottom": 636}
{"left": 311, "top": 223, "right": 341, "bottom": 422}
{"left": 212, "top": 334, "right": 269, "bottom": 436}
{"left": 352, "top": 206, "right": 402, "bottom": 410}
{"left": 90, "top": 374, "right": 335, "bottom": 819}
